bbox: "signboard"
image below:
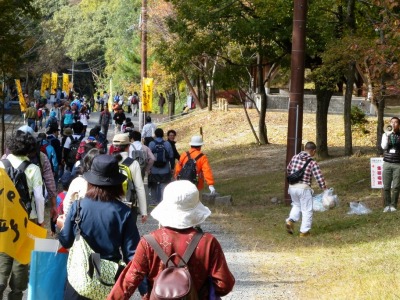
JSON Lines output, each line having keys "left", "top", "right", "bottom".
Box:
{"left": 371, "top": 157, "right": 384, "bottom": 188}
{"left": 142, "top": 77, "right": 153, "bottom": 112}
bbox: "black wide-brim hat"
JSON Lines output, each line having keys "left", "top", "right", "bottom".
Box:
{"left": 83, "top": 154, "right": 126, "bottom": 186}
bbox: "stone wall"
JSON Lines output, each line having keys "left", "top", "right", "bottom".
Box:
{"left": 255, "top": 93, "right": 373, "bottom": 115}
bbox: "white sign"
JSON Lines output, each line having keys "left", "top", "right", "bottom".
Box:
{"left": 371, "top": 157, "right": 384, "bottom": 188}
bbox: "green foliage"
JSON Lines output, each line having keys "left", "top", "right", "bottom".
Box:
{"left": 350, "top": 105, "right": 369, "bottom": 135}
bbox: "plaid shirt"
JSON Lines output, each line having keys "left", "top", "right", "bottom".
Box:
{"left": 287, "top": 151, "right": 326, "bottom": 189}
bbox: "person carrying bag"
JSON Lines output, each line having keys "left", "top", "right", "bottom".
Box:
{"left": 58, "top": 155, "right": 140, "bottom": 299}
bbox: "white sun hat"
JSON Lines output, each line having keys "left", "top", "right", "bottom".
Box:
{"left": 151, "top": 180, "right": 211, "bottom": 229}
{"left": 189, "top": 135, "right": 204, "bottom": 146}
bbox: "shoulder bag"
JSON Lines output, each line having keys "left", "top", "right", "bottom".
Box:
{"left": 67, "top": 200, "right": 125, "bottom": 299}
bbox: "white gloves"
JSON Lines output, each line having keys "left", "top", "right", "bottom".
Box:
{"left": 209, "top": 185, "right": 216, "bottom": 195}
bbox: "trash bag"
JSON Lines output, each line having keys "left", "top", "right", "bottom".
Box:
{"left": 322, "top": 188, "right": 339, "bottom": 209}
{"left": 313, "top": 188, "right": 339, "bottom": 212}
{"left": 313, "top": 193, "right": 327, "bottom": 212}
{"left": 347, "top": 202, "right": 372, "bottom": 215}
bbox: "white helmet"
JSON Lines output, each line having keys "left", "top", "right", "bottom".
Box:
{"left": 189, "top": 135, "right": 203, "bottom": 146}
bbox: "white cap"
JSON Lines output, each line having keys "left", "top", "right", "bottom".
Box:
{"left": 18, "top": 125, "right": 34, "bottom": 135}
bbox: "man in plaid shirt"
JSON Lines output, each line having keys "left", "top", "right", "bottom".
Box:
{"left": 286, "top": 141, "right": 327, "bottom": 237}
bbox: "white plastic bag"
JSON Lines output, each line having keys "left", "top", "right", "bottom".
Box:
{"left": 313, "top": 193, "right": 326, "bottom": 212}
{"left": 347, "top": 202, "right": 372, "bottom": 215}
{"left": 322, "top": 188, "right": 339, "bottom": 209}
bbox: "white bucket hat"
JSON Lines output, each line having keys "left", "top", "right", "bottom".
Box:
{"left": 151, "top": 180, "right": 211, "bottom": 229}
{"left": 189, "top": 135, "right": 203, "bottom": 146}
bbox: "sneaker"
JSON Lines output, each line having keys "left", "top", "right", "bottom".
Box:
{"left": 300, "top": 231, "right": 310, "bottom": 237}
{"left": 390, "top": 206, "right": 397, "bottom": 212}
{"left": 383, "top": 206, "right": 391, "bottom": 213}
{"left": 286, "top": 220, "right": 294, "bottom": 234}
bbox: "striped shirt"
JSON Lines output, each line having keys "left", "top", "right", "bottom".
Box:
{"left": 287, "top": 151, "right": 326, "bottom": 189}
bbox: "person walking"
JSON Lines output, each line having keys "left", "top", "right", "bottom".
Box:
{"left": 25, "top": 102, "right": 38, "bottom": 131}
{"left": 112, "top": 134, "right": 148, "bottom": 223}
{"left": 175, "top": 135, "right": 216, "bottom": 194}
{"left": 141, "top": 116, "right": 156, "bottom": 146}
{"left": 128, "top": 131, "right": 155, "bottom": 179}
{"left": 381, "top": 116, "right": 400, "bottom": 212}
{"left": 148, "top": 128, "right": 174, "bottom": 206}
{"left": 113, "top": 107, "right": 126, "bottom": 134}
{"left": 285, "top": 141, "right": 327, "bottom": 237}
{"left": 99, "top": 103, "right": 112, "bottom": 138}
{"left": 158, "top": 93, "right": 166, "bottom": 114}
{"left": 167, "top": 129, "right": 180, "bottom": 171}
{"left": 0, "top": 131, "right": 45, "bottom": 300}
{"left": 57, "top": 154, "right": 140, "bottom": 299}
{"left": 107, "top": 180, "right": 235, "bottom": 300}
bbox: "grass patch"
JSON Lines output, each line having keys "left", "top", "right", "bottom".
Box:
{"left": 161, "top": 109, "right": 396, "bottom": 299}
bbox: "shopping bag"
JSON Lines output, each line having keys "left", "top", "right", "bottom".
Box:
{"left": 28, "top": 250, "right": 68, "bottom": 300}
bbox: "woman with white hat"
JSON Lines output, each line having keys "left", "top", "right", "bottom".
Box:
{"left": 108, "top": 180, "right": 235, "bottom": 300}
{"left": 58, "top": 154, "right": 140, "bottom": 299}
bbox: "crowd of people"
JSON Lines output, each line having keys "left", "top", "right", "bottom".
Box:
{"left": 0, "top": 91, "right": 231, "bottom": 300}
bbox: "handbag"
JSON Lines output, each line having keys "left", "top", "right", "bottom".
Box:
{"left": 28, "top": 250, "right": 68, "bottom": 300}
{"left": 67, "top": 200, "right": 124, "bottom": 299}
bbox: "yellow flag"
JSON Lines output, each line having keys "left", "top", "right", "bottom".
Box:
{"left": 51, "top": 72, "right": 58, "bottom": 94}
{"left": 0, "top": 168, "right": 47, "bottom": 264}
{"left": 142, "top": 78, "right": 153, "bottom": 112}
{"left": 62, "top": 73, "right": 69, "bottom": 93}
{"left": 40, "top": 74, "right": 51, "bottom": 97}
{"left": 15, "top": 79, "right": 26, "bottom": 113}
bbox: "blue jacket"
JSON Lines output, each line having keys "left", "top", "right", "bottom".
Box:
{"left": 58, "top": 198, "right": 139, "bottom": 263}
{"left": 40, "top": 140, "right": 58, "bottom": 173}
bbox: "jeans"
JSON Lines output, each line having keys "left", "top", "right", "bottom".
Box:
{"left": 0, "top": 253, "right": 29, "bottom": 300}
{"left": 383, "top": 161, "right": 400, "bottom": 207}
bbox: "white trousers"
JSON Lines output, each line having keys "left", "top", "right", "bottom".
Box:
{"left": 287, "top": 187, "right": 313, "bottom": 233}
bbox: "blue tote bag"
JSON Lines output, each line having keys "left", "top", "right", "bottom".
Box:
{"left": 28, "top": 250, "right": 68, "bottom": 300}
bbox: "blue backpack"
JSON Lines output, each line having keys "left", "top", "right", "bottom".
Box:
{"left": 152, "top": 141, "right": 169, "bottom": 168}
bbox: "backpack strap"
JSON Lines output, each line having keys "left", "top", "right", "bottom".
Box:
{"left": 122, "top": 157, "right": 134, "bottom": 167}
{"left": 193, "top": 153, "right": 204, "bottom": 161}
{"left": 179, "top": 232, "right": 203, "bottom": 267}
{"left": 144, "top": 232, "right": 204, "bottom": 268}
{"left": 144, "top": 234, "right": 170, "bottom": 264}
{"left": 1, "top": 159, "right": 31, "bottom": 172}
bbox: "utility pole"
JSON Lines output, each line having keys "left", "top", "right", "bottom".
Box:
{"left": 139, "top": 0, "right": 147, "bottom": 130}
{"left": 285, "top": 0, "right": 308, "bottom": 205}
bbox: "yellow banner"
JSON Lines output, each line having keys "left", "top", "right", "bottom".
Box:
{"left": 142, "top": 77, "right": 153, "bottom": 112}
{"left": 0, "top": 168, "right": 47, "bottom": 264}
{"left": 109, "top": 78, "right": 113, "bottom": 110}
{"left": 62, "top": 73, "right": 69, "bottom": 93}
{"left": 15, "top": 79, "right": 27, "bottom": 112}
{"left": 40, "top": 74, "right": 51, "bottom": 97}
{"left": 51, "top": 72, "right": 58, "bottom": 93}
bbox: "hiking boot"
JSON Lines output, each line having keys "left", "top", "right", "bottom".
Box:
{"left": 390, "top": 206, "right": 397, "bottom": 212}
{"left": 300, "top": 231, "right": 310, "bottom": 237}
{"left": 383, "top": 206, "right": 391, "bottom": 213}
{"left": 286, "top": 220, "right": 294, "bottom": 234}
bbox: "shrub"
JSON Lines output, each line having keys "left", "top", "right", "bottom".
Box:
{"left": 351, "top": 105, "right": 368, "bottom": 126}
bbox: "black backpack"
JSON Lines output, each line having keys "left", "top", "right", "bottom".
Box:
{"left": 287, "top": 158, "right": 312, "bottom": 185}
{"left": 1, "top": 159, "right": 33, "bottom": 214}
{"left": 177, "top": 152, "right": 204, "bottom": 184}
{"left": 67, "top": 136, "right": 83, "bottom": 166}
{"left": 144, "top": 232, "right": 203, "bottom": 300}
{"left": 152, "top": 140, "right": 169, "bottom": 168}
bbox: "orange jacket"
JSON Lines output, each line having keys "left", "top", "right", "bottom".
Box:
{"left": 174, "top": 148, "right": 215, "bottom": 190}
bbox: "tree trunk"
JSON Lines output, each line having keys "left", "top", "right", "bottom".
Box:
{"left": 241, "top": 92, "right": 260, "bottom": 145}
{"left": 200, "top": 75, "right": 208, "bottom": 109}
{"left": 376, "top": 88, "right": 385, "bottom": 155}
{"left": 344, "top": 62, "right": 355, "bottom": 156}
{"left": 344, "top": 0, "right": 356, "bottom": 156}
{"left": 315, "top": 86, "right": 333, "bottom": 159}
{"left": 182, "top": 71, "right": 203, "bottom": 109}
{"left": 257, "top": 52, "right": 268, "bottom": 144}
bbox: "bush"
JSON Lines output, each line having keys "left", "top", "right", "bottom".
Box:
{"left": 351, "top": 105, "right": 368, "bottom": 126}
